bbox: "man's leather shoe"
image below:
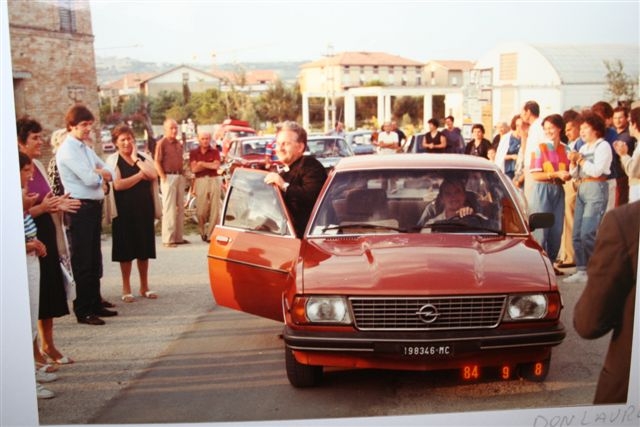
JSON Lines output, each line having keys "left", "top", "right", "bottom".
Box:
{"left": 77, "top": 315, "right": 105, "bottom": 325}
{"left": 94, "top": 308, "right": 118, "bottom": 317}
{"left": 101, "top": 299, "right": 116, "bottom": 308}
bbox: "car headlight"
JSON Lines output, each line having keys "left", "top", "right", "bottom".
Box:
{"left": 291, "top": 296, "right": 352, "bottom": 324}
{"left": 504, "top": 294, "right": 548, "bottom": 320}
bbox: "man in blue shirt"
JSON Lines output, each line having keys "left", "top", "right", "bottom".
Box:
{"left": 57, "top": 105, "right": 116, "bottom": 325}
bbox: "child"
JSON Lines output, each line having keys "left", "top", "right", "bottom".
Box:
{"left": 20, "top": 152, "right": 56, "bottom": 399}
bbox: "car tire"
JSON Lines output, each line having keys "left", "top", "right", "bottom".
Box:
{"left": 285, "top": 347, "right": 322, "bottom": 388}
{"left": 518, "top": 356, "right": 551, "bottom": 382}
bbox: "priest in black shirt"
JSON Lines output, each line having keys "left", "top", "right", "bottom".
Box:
{"left": 264, "top": 121, "right": 327, "bottom": 237}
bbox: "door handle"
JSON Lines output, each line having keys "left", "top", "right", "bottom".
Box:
{"left": 215, "top": 235, "right": 231, "bottom": 244}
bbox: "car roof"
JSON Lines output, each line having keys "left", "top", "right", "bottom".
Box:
{"left": 333, "top": 153, "right": 500, "bottom": 172}
{"left": 308, "top": 135, "right": 346, "bottom": 140}
{"left": 230, "top": 135, "right": 274, "bottom": 142}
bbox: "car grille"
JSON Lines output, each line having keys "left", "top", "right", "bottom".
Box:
{"left": 350, "top": 296, "right": 506, "bottom": 331}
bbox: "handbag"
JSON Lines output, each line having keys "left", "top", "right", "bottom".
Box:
{"left": 58, "top": 217, "right": 76, "bottom": 301}
{"left": 59, "top": 255, "right": 76, "bottom": 301}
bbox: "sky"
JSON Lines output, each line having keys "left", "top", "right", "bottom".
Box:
{"left": 90, "top": 0, "right": 640, "bottom": 65}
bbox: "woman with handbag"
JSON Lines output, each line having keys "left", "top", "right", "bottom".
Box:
{"left": 105, "top": 124, "right": 160, "bottom": 303}
{"left": 17, "top": 117, "right": 80, "bottom": 366}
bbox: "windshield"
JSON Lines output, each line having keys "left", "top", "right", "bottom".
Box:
{"left": 309, "top": 169, "right": 526, "bottom": 236}
{"left": 306, "top": 138, "right": 352, "bottom": 158}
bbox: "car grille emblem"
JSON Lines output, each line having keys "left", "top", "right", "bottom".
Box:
{"left": 416, "top": 304, "right": 439, "bottom": 324}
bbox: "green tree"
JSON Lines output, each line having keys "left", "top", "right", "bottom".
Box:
{"left": 150, "top": 91, "right": 182, "bottom": 124}
{"left": 256, "top": 80, "right": 300, "bottom": 123}
{"left": 392, "top": 96, "right": 422, "bottom": 125}
{"left": 604, "top": 60, "right": 636, "bottom": 105}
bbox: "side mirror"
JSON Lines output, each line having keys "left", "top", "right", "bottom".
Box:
{"left": 529, "top": 212, "right": 554, "bottom": 231}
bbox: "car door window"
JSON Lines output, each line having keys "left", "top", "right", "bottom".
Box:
{"left": 223, "top": 169, "right": 292, "bottom": 236}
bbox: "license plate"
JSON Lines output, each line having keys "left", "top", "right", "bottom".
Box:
{"left": 401, "top": 344, "right": 454, "bottom": 358}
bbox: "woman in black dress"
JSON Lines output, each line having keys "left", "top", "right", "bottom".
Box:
{"left": 422, "top": 118, "right": 447, "bottom": 153}
{"left": 18, "top": 117, "right": 80, "bottom": 367}
{"left": 464, "top": 124, "right": 491, "bottom": 159}
{"left": 106, "top": 124, "right": 159, "bottom": 302}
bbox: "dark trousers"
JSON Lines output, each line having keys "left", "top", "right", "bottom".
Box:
{"left": 67, "top": 200, "right": 103, "bottom": 319}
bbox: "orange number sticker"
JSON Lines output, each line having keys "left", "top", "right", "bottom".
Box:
{"left": 501, "top": 365, "right": 511, "bottom": 380}
{"left": 462, "top": 365, "right": 480, "bottom": 380}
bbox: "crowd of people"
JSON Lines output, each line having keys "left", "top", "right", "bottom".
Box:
{"left": 18, "top": 98, "right": 638, "bottom": 402}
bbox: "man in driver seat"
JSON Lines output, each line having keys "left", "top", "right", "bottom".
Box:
{"left": 417, "top": 177, "right": 486, "bottom": 227}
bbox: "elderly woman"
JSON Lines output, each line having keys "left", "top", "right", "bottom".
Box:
{"left": 17, "top": 117, "right": 80, "bottom": 366}
{"left": 528, "top": 114, "right": 571, "bottom": 273}
{"left": 106, "top": 124, "right": 161, "bottom": 302}
{"left": 565, "top": 113, "right": 613, "bottom": 284}
{"left": 464, "top": 124, "right": 491, "bottom": 159}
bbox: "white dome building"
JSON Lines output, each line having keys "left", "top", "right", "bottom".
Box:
{"left": 470, "top": 42, "right": 639, "bottom": 125}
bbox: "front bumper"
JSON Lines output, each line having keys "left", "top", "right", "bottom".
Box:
{"left": 284, "top": 322, "right": 566, "bottom": 354}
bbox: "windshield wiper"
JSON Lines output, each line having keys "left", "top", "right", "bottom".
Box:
{"left": 322, "top": 223, "right": 409, "bottom": 233}
{"left": 416, "top": 220, "right": 506, "bottom": 236}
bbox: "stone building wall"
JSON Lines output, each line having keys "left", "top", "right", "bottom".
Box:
{"left": 9, "top": 0, "right": 101, "bottom": 162}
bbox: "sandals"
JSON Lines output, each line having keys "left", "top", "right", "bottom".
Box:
{"left": 42, "top": 350, "right": 74, "bottom": 365}
{"left": 36, "top": 362, "right": 59, "bottom": 373}
{"left": 121, "top": 294, "right": 136, "bottom": 303}
{"left": 122, "top": 291, "right": 157, "bottom": 301}
{"left": 141, "top": 290, "right": 158, "bottom": 299}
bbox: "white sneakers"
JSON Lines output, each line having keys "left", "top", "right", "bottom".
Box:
{"left": 35, "top": 369, "right": 57, "bottom": 383}
{"left": 36, "top": 383, "right": 55, "bottom": 399}
{"left": 564, "top": 270, "right": 588, "bottom": 284}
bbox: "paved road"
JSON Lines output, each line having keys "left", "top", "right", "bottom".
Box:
{"left": 37, "top": 233, "right": 610, "bottom": 425}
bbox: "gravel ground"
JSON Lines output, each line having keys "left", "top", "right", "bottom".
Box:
{"left": 37, "top": 233, "right": 214, "bottom": 425}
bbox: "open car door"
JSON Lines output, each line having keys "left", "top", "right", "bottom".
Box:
{"left": 207, "top": 168, "right": 300, "bottom": 322}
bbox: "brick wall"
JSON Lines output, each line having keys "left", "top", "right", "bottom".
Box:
{"left": 8, "top": 0, "right": 101, "bottom": 164}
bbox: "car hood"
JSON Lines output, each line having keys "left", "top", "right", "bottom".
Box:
{"left": 300, "top": 234, "right": 552, "bottom": 295}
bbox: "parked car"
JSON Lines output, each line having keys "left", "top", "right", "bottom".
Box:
{"left": 305, "top": 135, "right": 354, "bottom": 170}
{"left": 207, "top": 154, "right": 565, "bottom": 387}
{"left": 100, "top": 130, "right": 116, "bottom": 153}
{"left": 406, "top": 132, "right": 426, "bottom": 153}
{"left": 224, "top": 135, "right": 279, "bottom": 173}
{"left": 344, "top": 130, "right": 376, "bottom": 155}
{"left": 215, "top": 119, "right": 257, "bottom": 156}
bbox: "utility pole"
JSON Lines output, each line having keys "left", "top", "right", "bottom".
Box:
{"left": 323, "top": 43, "right": 335, "bottom": 133}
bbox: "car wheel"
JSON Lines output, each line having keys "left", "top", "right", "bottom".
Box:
{"left": 518, "top": 356, "right": 551, "bottom": 382}
{"left": 285, "top": 347, "right": 322, "bottom": 388}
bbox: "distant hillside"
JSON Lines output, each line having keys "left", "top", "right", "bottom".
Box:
{"left": 96, "top": 56, "right": 305, "bottom": 86}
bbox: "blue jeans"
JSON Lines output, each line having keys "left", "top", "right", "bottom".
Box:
{"left": 572, "top": 181, "right": 608, "bottom": 271}
{"left": 531, "top": 182, "right": 564, "bottom": 261}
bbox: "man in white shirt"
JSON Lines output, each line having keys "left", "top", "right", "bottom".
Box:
{"left": 493, "top": 121, "right": 511, "bottom": 173}
{"left": 520, "top": 100, "right": 545, "bottom": 212}
{"left": 375, "top": 121, "right": 399, "bottom": 155}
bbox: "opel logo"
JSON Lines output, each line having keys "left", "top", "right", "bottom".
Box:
{"left": 416, "top": 304, "right": 439, "bottom": 323}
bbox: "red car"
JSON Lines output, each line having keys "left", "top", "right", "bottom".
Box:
{"left": 224, "top": 136, "right": 281, "bottom": 173}
{"left": 207, "top": 154, "right": 565, "bottom": 387}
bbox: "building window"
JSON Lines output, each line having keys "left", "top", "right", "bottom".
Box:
{"left": 500, "top": 53, "right": 517, "bottom": 81}
{"left": 480, "top": 69, "right": 492, "bottom": 86}
{"left": 416, "top": 75, "right": 422, "bottom": 85}
{"left": 58, "top": 0, "right": 77, "bottom": 33}
{"left": 373, "top": 66, "right": 379, "bottom": 75}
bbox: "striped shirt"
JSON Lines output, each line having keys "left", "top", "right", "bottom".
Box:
{"left": 24, "top": 213, "right": 37, "bottom": 242}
